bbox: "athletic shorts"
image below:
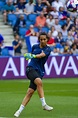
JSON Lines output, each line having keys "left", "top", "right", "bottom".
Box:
{"left": 26, "top": 66, "right": 41, "bottom": 91}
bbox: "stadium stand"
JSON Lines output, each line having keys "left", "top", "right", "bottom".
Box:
{"left": 0, "top": 1, "right": 5, "bottom": 11}
{"left": 7, "top": 14, "right": 17, "bottom": 26}
{"left": 0, "top": 11, "right": 27, "bottom": 56}
{"left": 0, "top": 0, "right": 78, "bottom": 56}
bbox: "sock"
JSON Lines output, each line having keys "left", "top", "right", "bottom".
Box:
{"left": 40, "top": 97, "right": 46, "bottom": 106}
{"left": 18, "top": 104, "right": 25, "bottom": 113}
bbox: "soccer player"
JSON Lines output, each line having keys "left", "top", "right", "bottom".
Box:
{"left": 14, "top": 32, "right": 53, "bottom": 117}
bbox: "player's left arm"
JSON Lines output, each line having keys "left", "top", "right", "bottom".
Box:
{"left": 24, "top": 51, "right": 45, "bottom": 60}
{"left": 35, "top": 51, "right": 46, "bottom": 58}
{"left": 24, "top": 47, "right": 51, "bottom": 60}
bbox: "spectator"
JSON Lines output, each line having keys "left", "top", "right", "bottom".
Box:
{"left": 50, "top": 47, "right": 60, "bottom": 55}
{"left": 25, "top": 25, "right": 37, "bottom": 36}
{"left": 55, "top": 42, "right": 64, "bottom": 53}
{"left": 42, "top": 7, "right": 48, "bottom": 17}
{"left": 25, "top": 0, "right": 35, "bottom": 14}
{"left": 61, "top": 24, "right": 68, "bottom": 41}
{"left": 58, "top": 6, "right": 68, "bottom": 26}
{"left": 71, "top": 43, "right": 78, "bottom": 55}
{"left": 50, "top": 7, "right": 59, "bottom": 19}
{"left": 55, "top": 32, "right": 67, "bottom": 53}
{"left": 59, "top": 7, "right": 68, "bottom": 20}
{"left": 0, "top": 34, "right": 4, "bottom": 55}
{"left": 70, "top": 25, "right": 76, "bottom": 37}
{"left": 53, "top": 18, "right": 61, "bottom": 32}
{"left": 55, "top": 32, "right": 65, "bottom": 44}
{"left": 34, "top": 0, "right": 44, "bottom": 14}
{"left": 35, "top": 12, "right": 46, "bottom": 28}
{"left": 52, "top": 0, "right": 64, "bottom": 11}
{"left": 74, "top": 28, "right": 78, "bottom": 41}
{"left": 16, "top": 0, "right": 25, "bottom": 14}
{"left": 59, "top": 0, "right": 67, "bottom": 6}
{"left": 12, "top": 34, "right": 22, "bottom": 56}
{"left": 13, "top": 14, "right": 26, "bottom": 34}
{"left": 66, "top": 31, "right": 74, "bottom": 46}
{"left": 42, "top": 0, "right": 50, "bottom": 7}
{"left": 47, "top": 31, "right": 56, "bottom": 48}
{"left": 49, "top": 26, "right": 58, "bottom": 38}
{"left": 74, "top": 17, "right": 78, "bottom": 29}
{"left": 62, "top": 45, "right": 71, "bottom": 55}
{"left": 3, "top": 0, "right": 15, "bottom": 24}
{"left": 66, "top": 17, "right": 73, "bottom": 31}
{"left": 46, "top": 14, "right": 54, "bottom": 29}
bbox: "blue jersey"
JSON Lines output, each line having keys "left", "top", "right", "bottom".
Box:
{"left": 28, "top": 44, "right": 51, "bottom": 77}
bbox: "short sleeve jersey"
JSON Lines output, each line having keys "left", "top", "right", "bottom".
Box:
{"left": 28, "top": 44, "right": 51, "bottom": 77}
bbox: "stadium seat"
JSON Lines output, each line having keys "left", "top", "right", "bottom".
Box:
{"left": 4, "top": 46, "right": 14, "bottom": 56}
{"left": 33, "top": 27, "right": 39, "bottom": 32}
{"left": 0, "top": 1, "right": 5, "bottom": 11}
{"left": 26, "top": 20, "right": 33, "bottom": 29}
{"left": 19, "top": 27, "right": 28, "bottom": 38}
{"left": 7, "top": 14, "right": 17, "bottom": 26}
{"left": 26, "top": 0, "right": 29, "bottom": 3}
{"left": 28, "top": 14, "right": 37, "bottom": 25}
{"left": 1, "top": 48, "right": 9, "bottom": 56}
{"left": 41, "top": 27, "right": 49, "bottom": 33}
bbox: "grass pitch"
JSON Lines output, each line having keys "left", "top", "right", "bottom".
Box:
{"left": 0, "top": 78, "right": 78, "bottom": 118}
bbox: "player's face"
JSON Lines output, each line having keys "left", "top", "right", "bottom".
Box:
{"left": 39, "top": 35, "right": 48, "bottom": 47}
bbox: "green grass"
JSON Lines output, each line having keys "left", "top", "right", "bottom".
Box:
{"left": 0, "top": 78, "right": 78, "bottom": 118}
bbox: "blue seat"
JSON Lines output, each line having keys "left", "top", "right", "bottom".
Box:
{"left": 26, "top": 20, "right": 33, "bottom": 29}
{"left": 28, "top": 14, "right": 37, "bottom": 25}
{"left": 23, "top": 14, "right": 27, "bottom": 20}
{"left": 1, "top": 48, "right": 9, "bottom": 56}
{"left": 41, "top": 27, "right": 49, "bottom": 33}
{"left": 26, "top": 0, "right": 29, "bottom": 3}
{"left": 7, "top": 14, "right": 17, "bottom": 26}
{"left": 19, "top": 27, "right": 28, "bottom": 38}
{"left": 0, "top": 1, "right": 5, "bottom": 11}
{"left": 33, "top": 27, "right": 39, "bottom": 32}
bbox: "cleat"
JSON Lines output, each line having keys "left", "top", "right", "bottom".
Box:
{"left": 14, "top": 110, "right": 21, "bottom": 117}
{"left": 43, "top": 104, "right": 53, "bottom": 111}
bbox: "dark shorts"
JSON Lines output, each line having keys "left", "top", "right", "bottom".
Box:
{"left": 26, "top": 66, "right": 41, "bottom": 91}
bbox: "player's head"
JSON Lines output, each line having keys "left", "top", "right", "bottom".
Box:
{"left": 38, "top": 32, "right": 49, "bottom": 42}
{"left": 38, "top": 32, "right": 49, "bottom": 47}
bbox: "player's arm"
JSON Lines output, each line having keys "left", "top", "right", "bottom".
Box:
{"left": 35, "top": 51, "right": 46, "bottom": 58}
{"left": 24, "top": 51, "right": 46, "bottom": 60}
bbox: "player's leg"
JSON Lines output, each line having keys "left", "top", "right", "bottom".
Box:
{"left": 26, "top": 66, "right": 53, "bottom": 111}
{"left": 34, "top": 78, "right": 53, "bottom": 111}
{"left": 22, "top": 88, "right": 34, "bottom": 106}
{"left": 14, "top": 66, "right": 37, "bottom": 117}
{"left": 34, "top": 78, "right": 44, "bottom": 98}
{"left": 21, "top": 80, "right": 37, "bottom": 106}
{"left": 14, "top": 87, "right": 35, "bottom": 117}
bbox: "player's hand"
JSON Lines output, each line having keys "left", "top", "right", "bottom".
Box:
{"left": 24, "top": 53, "right": 36, "bottom": 60}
